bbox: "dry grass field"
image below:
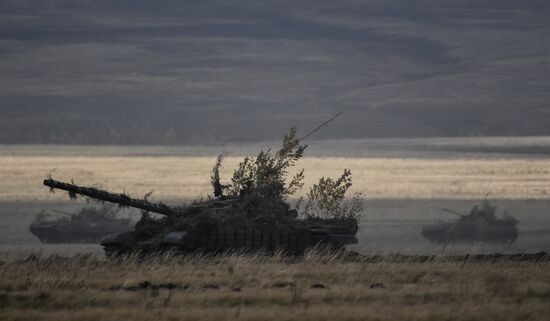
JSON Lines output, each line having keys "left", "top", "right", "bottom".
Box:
{"left": 2, "top": 155, "right": 550, "bottom": 201}
{"left": 1, "top": 254, "right": 549, "bottom": 321}
{"left": 1, "top": 143, "right": 549, "bottom": 320}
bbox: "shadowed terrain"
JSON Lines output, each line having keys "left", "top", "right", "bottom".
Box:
{"left": 1, "top": 199, "right": 549, "bottom": 258}
{"left": 1, "top": 0, "right": 549, "bottom": 144}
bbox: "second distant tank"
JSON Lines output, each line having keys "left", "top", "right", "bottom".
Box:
{"left": 29, "top": 205, "right": 132, "bottom": 244}
{"left": 422, "top": 200, "right": 519, "bottom": 244}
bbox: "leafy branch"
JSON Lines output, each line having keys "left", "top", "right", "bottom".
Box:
{"left": 302, "top": 169, "right": 365, "bottom": 221}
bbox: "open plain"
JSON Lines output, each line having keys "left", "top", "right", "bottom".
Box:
{"left": 3, "top": 138, "right": 550, "bottom": 201}
{"left": 1, "top": 140, "right": 550, "bottom": 320}
{"left": 1, "top": 139, "right": 550, "bottom": 257}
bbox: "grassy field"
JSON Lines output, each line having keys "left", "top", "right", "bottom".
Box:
{"left": 2, "top": 154, "right": 550, "bottom": 201}
{"left": 0, "top": 254, "right": 549, "bottom": 321}
{"left": 1, "top": 144, "right": 550, "bottom": 319}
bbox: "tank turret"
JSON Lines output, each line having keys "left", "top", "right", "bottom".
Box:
{"left": 422, "top": 200, "right": 518, "bottom": 244}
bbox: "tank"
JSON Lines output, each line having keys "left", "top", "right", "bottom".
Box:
{"left": 43, "top": 178, "right": 358, "bottom": 256}
{"left": 41, "top": 127, "right": 362, "bottom": 256}
{"left": 29, "top": 205, "right": 131, "bottom": 244}
{"left": 422, "top": 200, "right": 519, "bottom": 243}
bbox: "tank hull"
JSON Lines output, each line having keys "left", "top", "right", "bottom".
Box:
{"left": 422, "top": 222, "right": 518, "bottom": 244}
{"left": 101, "top": 222, "right": 358, "bottom": 257}
{"left": 30, "top": 219, "right": 131, "bottom": 244}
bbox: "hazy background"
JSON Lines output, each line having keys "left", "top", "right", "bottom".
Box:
{"left": 1, "top": 0, "right": 549, "bottom": 144}
{"left": 1, "top": 141, "right": 550, "bottom": 257}
{"left": 1, "top": 1, "right": 550, "bottom": 257}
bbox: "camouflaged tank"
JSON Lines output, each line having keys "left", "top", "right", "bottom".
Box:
{"left": 43, "top": 179, "right": 358, "bottom": 256}
{"left": 422, "top": 200, "right": 518, "bottom": 244}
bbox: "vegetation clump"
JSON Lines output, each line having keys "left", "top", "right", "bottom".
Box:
{"left": 302, "top": 170, "right": 364, "bottom": 222}
{"left": 210, "top": 127, "right": 364, "bottom": 224}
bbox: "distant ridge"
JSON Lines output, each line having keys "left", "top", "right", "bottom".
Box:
{"left": 1, "top": 0, "right": 549, "bottom": 144}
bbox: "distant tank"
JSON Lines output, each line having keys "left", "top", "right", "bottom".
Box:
{"left": 422, "top": 200, "right": 519, "bottom": 244}
{"left": 29, "top": 205, "right": 131, "bottom": 244}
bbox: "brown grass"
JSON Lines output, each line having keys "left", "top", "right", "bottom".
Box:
{"left": 0, "top": 253, "right": 549, "bottom": 321}
{"left": 1, "top": 155, "right": 550, "bottom": 201}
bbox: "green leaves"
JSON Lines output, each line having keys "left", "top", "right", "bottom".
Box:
{"left": 209, "top": 126, "right": 364, "bottom": 223}
{"left": 304, "top": 169, "right": 364, "bottom": 222}
{"left": 228, "top": 127, "right": 307, "bottom": 201}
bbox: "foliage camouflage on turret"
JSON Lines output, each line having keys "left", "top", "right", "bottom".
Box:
{"left": 210, "top": 127, "right": 364, "bottom": 223}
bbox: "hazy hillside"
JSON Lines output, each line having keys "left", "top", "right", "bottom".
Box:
{"left": 1, "top": 0, "right": 549, "bottom": 144}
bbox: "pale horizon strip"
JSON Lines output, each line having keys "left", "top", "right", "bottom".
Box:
{"left": 1, "top": 155, "right": 550, "bottom": 201}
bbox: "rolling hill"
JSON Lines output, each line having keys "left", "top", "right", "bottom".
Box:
{"left": 0, "top": 0, "right": 549, "bottom": 144}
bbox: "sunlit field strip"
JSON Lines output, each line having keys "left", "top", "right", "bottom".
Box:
{"left": 2, "top": 155, "right": 550, "bottom": 201}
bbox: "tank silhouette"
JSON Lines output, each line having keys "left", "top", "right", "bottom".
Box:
{"left": 41, "top": 126, "right": 362, "bottom": 256}
{"left": 29, "top": 205, "right": 131, "bottom": 244}
{"left": 43, "top": 178, "right": 359, "bottom": 256}
{"left": 422, "top": 200, "right": 519, "bottom": 243}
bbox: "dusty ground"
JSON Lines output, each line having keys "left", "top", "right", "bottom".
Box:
{"left": 0, "top": 254, "right": 549, "bottom": 321}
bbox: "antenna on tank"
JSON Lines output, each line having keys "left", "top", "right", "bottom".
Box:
{"left": 299, "top": 112, "right": 343, "bottom": 142}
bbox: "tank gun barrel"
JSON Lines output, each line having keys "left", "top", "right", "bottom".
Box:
{"left": 442, "top": 208, "right": 466, "bottom": 218}
{"left": 43, "top": 178, "right": 181, "bottom": 217}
